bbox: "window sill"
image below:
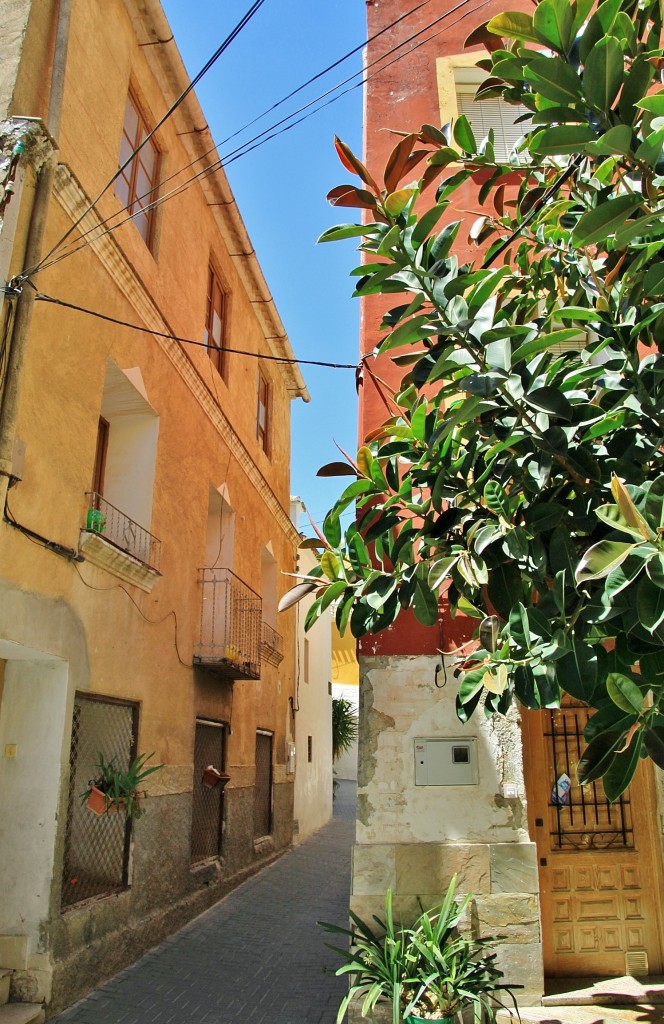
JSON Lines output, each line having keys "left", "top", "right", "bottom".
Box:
{"left": 79, "top": 530, "right": 161, "bottom": 593}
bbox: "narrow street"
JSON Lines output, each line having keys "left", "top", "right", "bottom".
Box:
{"left": 50, "top": 782, "right": 356, "bottom": 1024}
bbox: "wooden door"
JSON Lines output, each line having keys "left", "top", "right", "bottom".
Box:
{"left": 522, "top": 704, "right": 664, "bottom": 977}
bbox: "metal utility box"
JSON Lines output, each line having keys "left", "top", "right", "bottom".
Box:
{"left": 414, "top": 737, "right": 478, "bottom": 786}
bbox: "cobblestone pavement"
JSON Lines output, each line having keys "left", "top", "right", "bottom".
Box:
{"left": 51, "top": 781, "right": 356, "bottom": 1024}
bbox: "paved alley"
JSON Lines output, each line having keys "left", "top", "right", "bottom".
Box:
{"left": 50, "top": 781, "right": 356, "bottom": 1024}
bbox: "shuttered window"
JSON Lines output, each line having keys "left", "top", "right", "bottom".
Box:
{"left": 457, "top": 94, "right": 530, "bottom": 162}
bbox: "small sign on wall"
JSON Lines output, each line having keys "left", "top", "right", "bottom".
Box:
{"left": 414, "top": 737, "right": 479, "bottom": 786}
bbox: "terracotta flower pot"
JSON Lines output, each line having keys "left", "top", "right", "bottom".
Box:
{"left": 86, "top": 786, "right": 124, "bottom": 815}
{"left": 202, "top": 766, "right": 231, "bottom": 789}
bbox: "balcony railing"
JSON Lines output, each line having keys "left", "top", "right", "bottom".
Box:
{"left": 84, "top": 492, "right": 161, "bottom": 571}
{"left": 193, "top": 568, "right": 261, "bottom": 680}
{"left": 260, "top": 621, "right": 284, "bottom": 667}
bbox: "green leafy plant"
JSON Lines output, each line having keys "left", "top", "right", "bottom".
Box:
{"left": 332, "top": 696, "right": 358, "bottom": 760}
{"left": 285, "top": 0, "right": 664, "bottom": 798}
{"left": 82, "top": 751, "right": 163, "bottom": 819}
{"left": 319, "top": 876, "right": 518, "bottom": 1023}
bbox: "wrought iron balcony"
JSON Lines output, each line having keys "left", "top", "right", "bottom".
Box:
{"left": 84, "top": 492, "right": 161, "bottom": 571}
{"left": 260, "top": 621, "right": 284, "bottom": 667}
{"left": 194, "top": 568, "right": 261, "bottom": 680}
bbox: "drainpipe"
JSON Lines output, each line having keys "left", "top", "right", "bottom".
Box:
{"left": 0, "top": 0, "right": 73, "bottom": 506}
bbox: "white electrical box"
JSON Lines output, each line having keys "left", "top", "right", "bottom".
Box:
{"left": 414, "top": 737, "right": 478, "bottom": 786}
{"left": 286, "top": 742, "right": 296, "bottom": 775}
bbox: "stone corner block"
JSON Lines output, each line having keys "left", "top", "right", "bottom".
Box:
{"left": 490, "top": 842, "right": 539, "bottom": 894}
{"left": 352, "top": 844, "right": 396, "bottom": 897}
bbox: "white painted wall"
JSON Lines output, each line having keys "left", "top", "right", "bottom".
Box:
{"left": 292, "top": 547, "right": 333, "bottom": 842}
{"left": 0, "top": 652, "right": 69, "bottom": 951}
{"left": 332, "top": 681, "right": 358, "bottom": 782}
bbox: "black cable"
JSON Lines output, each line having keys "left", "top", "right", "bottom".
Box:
{"left": 4, "top": 494, "right": 84, "bottom": 562}
{"left": 32, "top": 291, "right": 360, "bottom": 370}
{"left": 31, "top": 0, "right": 489, "bottom": 277}
{"left": 29, "top": 0, "right": 269, "bottom": 277}
{"left": 481, "top": 155, "right": 584, "bottom": 269}
{"left": 29, "top": 0, "right": 435, "bottom": 274}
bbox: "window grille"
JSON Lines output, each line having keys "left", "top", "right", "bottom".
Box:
{"left": 257, "top": 370, "right": 270, "bottom": 454}
{"left": 253, "top": 731, "right": 273, "bottom": 839}
{"left": 191, "top": 719, "right": 226, "bottom": 864}
{"left": 545, "top": 703, "right": 634, "bottom": 851}
{"left": 61, "top": 694, "right": 137, "bottom": 909}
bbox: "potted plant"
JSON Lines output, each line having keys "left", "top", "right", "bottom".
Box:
{"left": 202, "top": 765, "right": 231, "bottom": 789}
{"left": 86, "top": 507, "right": 106, "bottom": 533}
{"left": 320, "top": 876, "right": 520, "bottom": 1024}
{"left": 82, "top": 751, "right": 163, "bottom": 819}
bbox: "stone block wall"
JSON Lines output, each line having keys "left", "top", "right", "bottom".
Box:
{"left": 350, "top": 654, "right": 544, "bottom": 1006}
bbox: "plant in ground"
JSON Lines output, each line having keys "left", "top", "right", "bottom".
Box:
{"left": 283, "top": 0, "right": 664, "bottom": 798}
{"left": 332, "top": 696, "right": 358, "bottom": 760}
{"left": 319, "top": 876, "right": 519, "bottom": 1023}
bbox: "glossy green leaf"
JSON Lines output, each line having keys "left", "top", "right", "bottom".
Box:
{"left": 486, "top": 11, "right": 541, "bottom": 43}
{"left": 530, "top": 125, "right": 596, "bottom": 154}
{"left": 524, "top": 57, "right": 584, "bottom": 105}
{"left": 643, "top": 727, "right": 664, "bottom": 770}
{"left": 583, "top": 36, "right": 624, "bottom": 112}
{"left": 637, "top": 576, "right": 664, "bottom": 634}
{"left": 413, "top": 566, "right": 439, "bottom": 626}
{"left": 606, "top": 672, "right": 644, "bottom": 714}
{"left": 576, "top": 729, "right": 625, "bottom": 785}
{"left": 558, "top": 640, "right": 597, "bottom": 702}
{"left": 573, "top": 194, "right": 642, "bottom": 246}
{"left": 602, "top": 732, "right": 643, "bottom": 801}
{"left": 532, "top": 0, "right": 573, "bottom": 51}
{"left": 453, "top": 115, "right": 477, "bottom": 154}
{"left": 576, "top": 541, "right": 637, "bottom": 583}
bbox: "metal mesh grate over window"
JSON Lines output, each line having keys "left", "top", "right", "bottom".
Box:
{"left": 253, "top": 731, "right": 273, "bottom": 839}
{"left": 191, "top": 719, "right": 226, "bottom": 864}
{"left": 61, "top": 694, "right": 137, "bottom": 909}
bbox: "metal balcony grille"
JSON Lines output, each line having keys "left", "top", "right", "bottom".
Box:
{"left": 253, "top": 731, "right": 273, "bottom": 839}
{"left": 260, "top": 621, "right": 284, "bottom": 666}
{"left": 85, "top": 491, "right": 161, "bottom": 570}
{"left": 191, "top": 719, "right": 226, "bottom": 864}
{"left": 194, "top": 567, "right": 261, "bottom": 680}
{"left": 61, "top": 694, "right": 137, "bottom": 909}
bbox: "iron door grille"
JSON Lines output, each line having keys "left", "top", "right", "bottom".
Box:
{"left": 61, "top": 693, "right": 137, "bottom": 909}
{"left": 546, "top": 703, "right": 634, "bottom": 851}
{"left": 191, "top": 719, "right": 226, "bottom": 864}
{"left": 253, "top": 730, "right": 273, "bottom": 839}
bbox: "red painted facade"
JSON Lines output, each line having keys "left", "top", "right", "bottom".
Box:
{"left": 358, "top": 0, "right": 529, "bottom": 656}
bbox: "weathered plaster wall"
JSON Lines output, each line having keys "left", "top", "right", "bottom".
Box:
{"left": 0, "top": 0, "right": 302, "bottom": 1010}
{"left": 351, "top": 654, "right": 543, "bottom": 1004}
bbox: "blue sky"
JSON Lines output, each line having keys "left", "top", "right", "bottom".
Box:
{"left": 161, "top": 0, "right": 366, "bottom": 532}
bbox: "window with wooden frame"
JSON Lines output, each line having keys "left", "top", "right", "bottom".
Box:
{"left": 92, "top": 416, "right": 109, "bottom": 495}
{"left": 115, "top": 91, "right": 160, "bottom": 246}
{"left": 257, "top": 370, "right": 270, "bottom": 454}
{"left": 204, "top": 266, "right": 227, "bottom": 377}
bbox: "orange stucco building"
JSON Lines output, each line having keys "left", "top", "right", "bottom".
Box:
{"left": 0, "top": 0, "right": 308, "bottom": 1013}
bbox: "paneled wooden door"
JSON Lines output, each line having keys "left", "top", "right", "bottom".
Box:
{"left": 522, "top": 704, "right": 664, "bottom": 977}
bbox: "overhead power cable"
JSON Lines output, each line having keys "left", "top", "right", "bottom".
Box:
{"left": 30, "top": 0, "right": 489, "bottom": 277}
{"left": 30, "top": 0, "right": 268, "bottom": 276}
{"left": 32, "top": 291, "right": 360, "bottom": 370}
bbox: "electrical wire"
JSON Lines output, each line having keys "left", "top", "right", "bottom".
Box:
{"left": 72, "top": 561, "right": 191, "bottom": 667}
{"left": 31, "top": 290, "right": 360, "bottom": 369}
{"left": 29, "top": 0, "right": 269, "bottom": 277}
{"left": 29, "top": 0, "right": 490, "bottom": 278}
{"left": 28, "top": 0, "right": 435, "bottom": 274}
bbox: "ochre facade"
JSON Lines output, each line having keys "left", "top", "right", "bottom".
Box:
{"left": 0, "top": 0, "right": 307, "bottom": 1013}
